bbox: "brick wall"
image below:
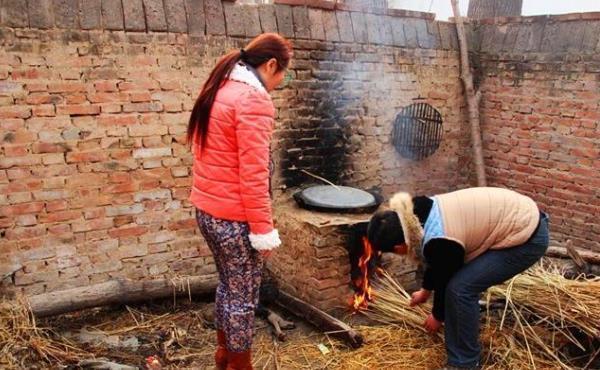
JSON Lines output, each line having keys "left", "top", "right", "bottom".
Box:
{"left": 473, "top": 13, "right": 600, "bottom": 253}
{"left": 0, "top": 0, "right": 469, "bottom": 295}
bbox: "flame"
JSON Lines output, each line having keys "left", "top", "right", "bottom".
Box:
{"left": 352, "top": 237, "right": 375, "bottom": 311}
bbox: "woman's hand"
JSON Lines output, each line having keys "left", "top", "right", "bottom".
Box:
{"left": 424, "top": 314, "right": 443, "bottom": 333}
{"left": 260, "top": 249, "right": 273, "bottom": 259}
{"left": 410, "top": 289, "right": 431, "bottom": 306}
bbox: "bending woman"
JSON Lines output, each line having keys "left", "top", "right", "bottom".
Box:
{"left": 187, "top": 33, "right": 293, "bottom": 370}
{"left": 367, "top": 187, "right": 549, "bottom": 370}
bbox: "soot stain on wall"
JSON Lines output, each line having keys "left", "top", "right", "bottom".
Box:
{"left": 280, "top": 78, "right": 352, "bottom": 188}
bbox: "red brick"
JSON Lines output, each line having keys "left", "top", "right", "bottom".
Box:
{"left": 25, "top": 82, "right": 48, "bottom": 92}
{"left": 41, "top": 210, "right": 81, "bottom": 223}
{"left": 114, "top": 215, "right": 134, "bottom": 227}
{"left": 123, "top": 102, "right": 163, "bottom": 113}
{"left": 6, "top": 168, "right": 30, "bottom": 180}
{"left": 46, "top": 200, "right": 68, "bottom": 212}
{"left": 6, "top": 179, "right": 42, "bottom": 193}
{"left": 4, "top": 129, "right": 36, "bottom": 144}
{"left": 103, "top": 182, "right": 138, "bottom": 194}
{"left": 84, "top": 207, "right": 105, "bottom": 219}
{"left": 167, "top": 218, "right": 196, "bottom": 230}
{"left": 65, "top": 173, "right": 106, "bottom": 188}
{"left": 66, "top": 151, "right": 108, "bottom": 163}
{"left": 94, "top": 81, "right": 119, "bottom": 92}
{"left": 26, "top": 93, "right": 63, "bottom": 105}
{"left": 108, "top": 225, "right": 148, "bottom": 238}
{"left": 87, "top": 92, "right": 130, "bottom": 103}
{"left": 571, "top": 147, "right": 599, "bottom": 159}
{"left": 32, "top": 142, "right": 70, "bottom": 154}
{"left": 48, "top": 82, "right": 87, "bottom": 93}
{"left": 109, "top": 172, "right": 132, "bottom": 183}
{"left": 0, "top": 202, "right": 45, "bottom": 216}
{"left": 118, "top": 80, "right": 160, "bottom": 91}
{"left": 130, "top": 92, "right": 151, "bottom": 102}
{"left": 1, "top": 119, "right": 25, "bottom": 131}
{"left": 110, "top": 149, "right": 133, "bottom": 159}
{"left": 4, "top": 145, "right": 29, "bottom": 156}
{"left": 0, "top": 106, "right": 32, "bottom": 119}
{"left": 97, "top": 114, "right": 139, "bottom": 126}
{"left": 32, "top": 105, "right": 55, "bottom": 117}
{"left": 139, "top": 180, "right": 160, "bottom": 190}
{"left": 65, "top": 94, "right": 88, "bottom": 104}
{"left": 56, "top": 104, "right": 100, "bottom": 116}
{"left": 11, "top": 68, "right": 42, "bottom": 79}
{"left": 99, "top": 103, "right": 123, "bottom": 113}
{"left": 4, "top": 225, "right": 46, "bottom": 240}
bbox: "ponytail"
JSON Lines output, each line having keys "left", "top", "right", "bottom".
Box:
{"left": 187, "top": 33, "right": 293, "bottom": 148}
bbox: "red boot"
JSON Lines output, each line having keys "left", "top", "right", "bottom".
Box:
{"left": 215, "top": 330, "right": 228, "bottom": 370}
{"left": 225, "top": 350, "right": 253, "bottom": 370}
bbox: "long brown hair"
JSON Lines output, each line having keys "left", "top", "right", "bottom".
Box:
{"left": 187, "top": 33, "right": 292, "bottom": 147}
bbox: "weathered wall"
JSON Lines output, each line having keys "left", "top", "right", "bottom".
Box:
{"left": 0, "top": 0, "right": 469, "bottom": 295}
{"left": 473, "top": 13, "right": 600, "bottom": 253}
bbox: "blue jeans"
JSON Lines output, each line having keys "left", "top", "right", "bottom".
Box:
{"left": 444, "top": 212, "right": 549, "bottom": 368}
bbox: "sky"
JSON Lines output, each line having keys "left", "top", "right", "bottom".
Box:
{"left": 389, "top": 0, "right": 600, "bottom": 20}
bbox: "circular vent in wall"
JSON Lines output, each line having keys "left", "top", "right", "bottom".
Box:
{"left": 392, "top": 103, "right": 443, "bottom": 160}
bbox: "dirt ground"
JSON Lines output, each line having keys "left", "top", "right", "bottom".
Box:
{"left": 37, "top": 297, "right": 345, "bottom": 370}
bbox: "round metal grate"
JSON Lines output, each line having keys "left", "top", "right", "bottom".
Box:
{"left": 392, "top": 103, "right": 443, "bottom": 160}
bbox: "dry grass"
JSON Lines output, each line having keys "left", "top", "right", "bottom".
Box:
{"left": 487, "top": 262, "right": 600, "bottom": 339}
{"left": 1, "top": 261, "right": 598, "bottom": 369}
{"left": 364, "top": 262, "right": 600, "bottom": 370}
{"left": 0, "top": 296, "right": 88, "bottom": 369}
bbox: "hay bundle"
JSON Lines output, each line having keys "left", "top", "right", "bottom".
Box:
{"left": 363, "top": 264, "right": 600, "bottom": 370}
{"left": 487, "top": 263, "right": 600, "bottom": 339}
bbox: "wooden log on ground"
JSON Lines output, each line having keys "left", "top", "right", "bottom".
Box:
{"left": 28, "top": 276, "right": 218, "bottom": 317}
{"left": 546, "top": 246, "right": 600, "bottom": 265}
{"left": 275, "top": 290, "right": 364, "bottom": 348}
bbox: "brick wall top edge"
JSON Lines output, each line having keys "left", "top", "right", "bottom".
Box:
{"left": 0, "top": 1, "right": 445, "bottom": 48}
{"left": 474, "top": 11, "right": 600, "bottom": 25}
{"left": 273, "top": 1, "right": 435, "bottom": 19}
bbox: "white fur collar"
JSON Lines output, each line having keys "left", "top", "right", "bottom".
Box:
{"left": 228, "top": 63, "right": 267, "bottom": 93}
{"left": 389, "top": 192, "right": 424, "bottom": 261}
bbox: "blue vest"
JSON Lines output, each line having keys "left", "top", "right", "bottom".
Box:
{"left": 421, "top": 197, "right": 446, "bottom": 257}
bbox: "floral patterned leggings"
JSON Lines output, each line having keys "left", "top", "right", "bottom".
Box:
{"left": 195, "top": 209, "right": 263, "bottom": 353}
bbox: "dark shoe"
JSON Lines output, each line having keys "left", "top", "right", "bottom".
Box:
{"left": 215, "top": 330, "right": 228, "bottom": 370}
{"left": 226, "top": 350, "right": 252, "bottom": 370}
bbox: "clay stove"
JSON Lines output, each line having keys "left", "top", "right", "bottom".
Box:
{"left": 267, "top": 197, "right": 420, "bottom": 318}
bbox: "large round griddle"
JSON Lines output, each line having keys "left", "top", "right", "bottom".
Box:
{"left": 293, "top": 185, "right": 381, "bottom": 213}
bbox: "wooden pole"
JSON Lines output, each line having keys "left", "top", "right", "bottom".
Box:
{"left": 27, "top": 276, "right": 218, "bottom": 317}
{"left": 451, "top": 0, "right": 487, "bottom": 186}
{"left": 275, "top": 290, "right": 364, "bottom": 348}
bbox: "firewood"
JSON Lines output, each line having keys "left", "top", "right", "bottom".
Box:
{"left": 27, "top": 276, "right": 217, "bottom": 317}
{"left": 546, "top": 245, "right": 600, "bottom": 265}
{"left": 275, "top": 290, "right": 363, "bottom": 348}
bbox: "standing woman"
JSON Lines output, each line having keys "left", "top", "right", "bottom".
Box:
{"left": 187, "top": 33, "right": 292, "bottom": 370}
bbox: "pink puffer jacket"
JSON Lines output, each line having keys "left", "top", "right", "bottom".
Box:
{"left": 189, "top": 63, "right": 281, "bottom": 250}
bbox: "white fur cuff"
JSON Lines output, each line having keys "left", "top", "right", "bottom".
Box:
{"left": 249, "top": 229, "right": 281, "bottom": 251}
